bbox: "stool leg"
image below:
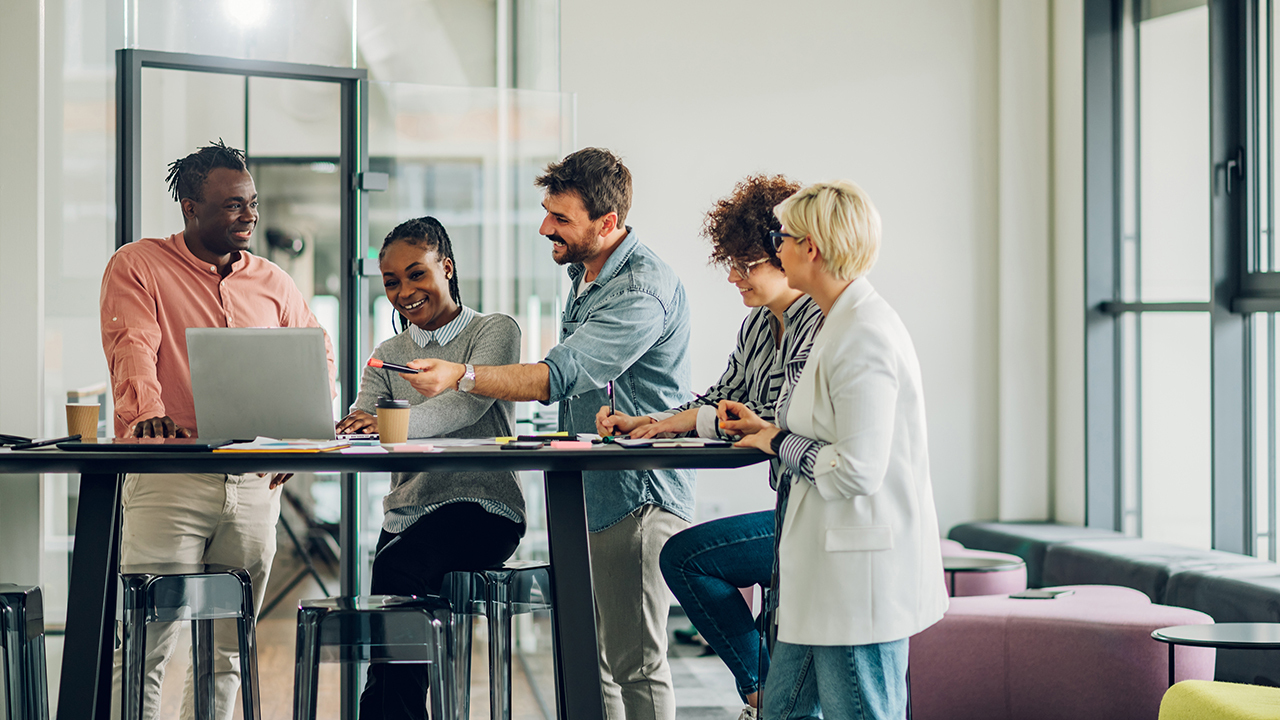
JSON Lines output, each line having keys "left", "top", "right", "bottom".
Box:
{"left": 238, "top": 615, "right": 262, "bottom": 720}
{"left": 487, "top": 585, "right": 512, "bottom": 720}
{"left": 21, "top": 632, "right": 50, "bottom": 720}
{"left": 445, "top": 613, "right": 474, "bottom": 720}
{"left": 293, "top": 608, "right": 322, "bottom": 720}
{"left": 190, "top": 619, "right": 215, "bottom": 720}
{"left": 443, "top": 576, "right": 475, "bottom": 720}
{"left": 427, "top": 614, "right": 455, "bottom": 720}
{"left": 120, "top": 599, "right": 148, "bottom": 720}
{"left": 3, "top": 602, "right": 24, "bottom": 720}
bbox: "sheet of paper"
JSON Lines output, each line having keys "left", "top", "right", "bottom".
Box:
{"left": 216, "top": 436, "right": 350, "bottom": 452}
{"left": 411, "top": 437, "right": 499, "bottom": 447}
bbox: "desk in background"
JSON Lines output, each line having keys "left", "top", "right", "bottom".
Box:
{"left": 0, "top": 444, "right": 765, "bottom": 720}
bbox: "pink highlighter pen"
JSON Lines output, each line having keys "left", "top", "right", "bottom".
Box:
{"left": 367, "top": 358, "right": 422, "bottom": 374}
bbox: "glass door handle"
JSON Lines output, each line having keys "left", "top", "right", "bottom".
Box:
{"left": 355, "top": 172, "right": 389, "bottom": 191}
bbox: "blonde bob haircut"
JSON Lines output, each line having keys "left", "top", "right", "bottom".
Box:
{"left": 774, "top": 180, "right": 881, "bottom": 281}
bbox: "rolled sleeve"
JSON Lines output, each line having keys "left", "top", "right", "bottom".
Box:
{"left": 696, "top": 404, "right": 722, "bottom": 439}
{"left": 544, "top": 290, "right": 667, "bottom": 402}
{"left": 778, "top": 432, "right": 828, "bottom": 482}
{"left": 100, "top": 253, "right": 166, "bottom": 431}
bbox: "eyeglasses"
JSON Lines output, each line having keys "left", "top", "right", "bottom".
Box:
{"left": 768, "top": 231, "right": 806, "bottom": 253}
{"left": 725, "top": 257, "right": 770, "bottom": 277}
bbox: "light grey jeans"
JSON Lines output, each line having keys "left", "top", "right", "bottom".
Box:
{"left": 588, "top": 504, "right": 689, "bottom": 720}
{"left": 110, "top": 472, "right": 280, "bottom": 720}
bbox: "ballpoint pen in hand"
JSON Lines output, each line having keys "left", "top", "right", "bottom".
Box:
{"left": 607, "top": 381, "right": 616, "bottom": 416}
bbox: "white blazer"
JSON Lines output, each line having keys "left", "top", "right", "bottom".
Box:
{"left": 777, "top": 278, "right": 948, "bottom": 646}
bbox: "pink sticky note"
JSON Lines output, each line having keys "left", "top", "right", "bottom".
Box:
{"left": 549, "top": 440, "right": 593, "bottom": 450}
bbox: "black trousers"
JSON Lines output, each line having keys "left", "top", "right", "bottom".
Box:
{"left": 358, "top": 502, "right": 523, "bottom": 720}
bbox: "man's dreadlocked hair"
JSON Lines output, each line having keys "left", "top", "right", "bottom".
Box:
{"left": 165, "top": 140, "right": 249, "bottom": 203}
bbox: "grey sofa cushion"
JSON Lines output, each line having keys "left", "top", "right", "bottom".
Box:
{"left": 1041, "top": 539, "right": 1267, "bottom": 603}
{"left": 1164, "top": 566, "right": 1280, "bottom": 685}
{"left": 947, "top": 521, "right": 1124, "bottom": 587}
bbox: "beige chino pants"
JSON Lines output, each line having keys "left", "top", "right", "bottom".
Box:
{"left": 589, "top": 504, "right": 689, "bottom": 720}
{"left": 109, "top": 472, "right": 281, "bottom": 720}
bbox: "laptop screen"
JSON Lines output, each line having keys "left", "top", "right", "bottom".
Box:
{"left": 187, "top": 328, "right": 336, "bottom": 441}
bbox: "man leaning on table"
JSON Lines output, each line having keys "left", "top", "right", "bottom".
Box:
{"left": 406, "top": 147, "right": 695, "bottom": 720}
{"left": 99, "top": 140, "right": 335, "bottom": 720}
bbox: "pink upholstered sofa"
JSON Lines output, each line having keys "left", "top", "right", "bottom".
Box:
{"left": 909, "top": 584, "right": 1216, "bottom": 720}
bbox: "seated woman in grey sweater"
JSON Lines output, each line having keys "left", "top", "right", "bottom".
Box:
{"left": 336, "top": 216, "right": 524, "bottom": 720}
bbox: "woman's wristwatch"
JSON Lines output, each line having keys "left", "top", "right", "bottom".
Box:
{"left": 770, "top": 430, "right": 791, "bottom": 455}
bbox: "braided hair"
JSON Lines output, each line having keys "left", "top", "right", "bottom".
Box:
{"left": 379, "top": 216, "right": 461, "bottom": 333}
{"left": 165, "top": 139, "right": 249, "bottom": 203}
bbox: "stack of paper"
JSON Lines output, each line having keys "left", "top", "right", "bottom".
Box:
{"left": 214, "top": 437, "right": 350, "bottom": 453}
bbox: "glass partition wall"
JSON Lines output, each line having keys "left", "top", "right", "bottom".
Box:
{"left": 40, "top": 2, "right": 565, "bottom": 717}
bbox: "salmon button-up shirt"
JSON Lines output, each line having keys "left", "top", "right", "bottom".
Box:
{"left": 100, "top": 232, "right": 336, "bottom": 438}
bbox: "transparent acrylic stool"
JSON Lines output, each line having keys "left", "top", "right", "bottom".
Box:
{"left": 0, "top": 585, "right": 49, "bottom": 720}
{"left": 440, "top": 560, "right": 553, "bottom": 720}
{"left": 118, "top": 564, "right": 261, "bottom": 720}
{"left": 293, "top": 595, "right": 454, "bottom": 720}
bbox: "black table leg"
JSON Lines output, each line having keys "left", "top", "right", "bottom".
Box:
{"left": 339, "top": 471, "right": 360, "bottom": 720}
{"left": 1168, "top": 642, "right": 1175, "bottom": 687}
{"left": 543, "top": 470, "right": 605, "bottom": 720}
{"left": 57, "top": 472, "right": 122, "bottom": 720}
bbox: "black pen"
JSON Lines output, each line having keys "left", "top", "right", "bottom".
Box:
{"left": 607, "top": 381, "right": 616, "bottom": 416}
{"left": 367, "top": 358, "right": 422, "bottom": 374}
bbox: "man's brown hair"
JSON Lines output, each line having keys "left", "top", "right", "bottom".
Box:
{"left": 535, "top": 147, "right": 633, "bottom": 227}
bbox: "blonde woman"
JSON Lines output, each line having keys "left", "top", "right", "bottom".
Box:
{"left": 722, "top": 181, "right": 947, "bottom": 720}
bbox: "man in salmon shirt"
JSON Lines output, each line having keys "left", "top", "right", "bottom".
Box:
{"left": 99, "top": 140, "right": 335, "bottom": 720}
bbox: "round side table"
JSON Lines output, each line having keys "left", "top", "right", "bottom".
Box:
{"left": 941, "top": 555, "right": 1026, "bottom": 597}
{"left": 1152, "top": 622, "right": 1280, "bottom": 686}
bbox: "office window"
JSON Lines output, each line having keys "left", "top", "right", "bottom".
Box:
{"left": 1086, "top": 0, "right": 1214, "bottom": 549}
{"left": 1086, "top": 0, "right": 1263, "bottom": 554}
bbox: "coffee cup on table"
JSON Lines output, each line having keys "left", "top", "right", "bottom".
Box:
{"left": 66, "top": 403, "right": 101, "bottom": 443}
{"left": 375, "top": 397, "right": 410, "bottom": 445}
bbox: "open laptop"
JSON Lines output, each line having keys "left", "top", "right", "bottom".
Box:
{"left": 187, "top": 327, "right": 337, "bottom": 441}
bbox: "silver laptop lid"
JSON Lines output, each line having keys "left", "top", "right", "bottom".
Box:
{"left": 187, "top": 328, "right": 335, "bottom": 441}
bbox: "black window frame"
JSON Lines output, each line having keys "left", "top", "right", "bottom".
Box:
{"left": 1083, "top": 0, "right": 1252, "bottom": 553}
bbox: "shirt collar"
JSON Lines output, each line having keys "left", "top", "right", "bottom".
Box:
{"left": 566, "top": 227, "right": 641, "bottom": 291}
{"left": 783, "top": 294, "right": 817, "bottom": 322}
{"left": 408, "top": 305, "right": 477, "bottom": 348}
{"left": 172, "top": 232, "right": 250, "bottom": 276}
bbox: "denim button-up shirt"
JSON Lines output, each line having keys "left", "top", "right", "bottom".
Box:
{"left": 542, "top": 228, "right": 696, "bottom": 531}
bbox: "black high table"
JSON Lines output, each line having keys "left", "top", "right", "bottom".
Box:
{"left": 0, "top": 444, "right": 765, "bottom": 720}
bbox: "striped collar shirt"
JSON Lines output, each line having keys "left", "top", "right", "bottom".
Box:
{"left": 408, "top": 305, "right": 478, "bottom": 348}
{"left": 654, "top": 295, "right": 824, "bottom": 441}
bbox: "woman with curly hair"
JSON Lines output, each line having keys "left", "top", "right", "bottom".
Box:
{"left": 598, "top": 174, "right": 823, "bottom": 720}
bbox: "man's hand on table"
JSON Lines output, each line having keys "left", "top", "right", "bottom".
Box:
{"left": 131, "top": 416, "right": 192, "bottom": 438}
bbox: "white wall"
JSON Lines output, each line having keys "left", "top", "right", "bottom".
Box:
{"left": 561, "top": 0, "right": 1027, "bottom": 530}
{"left": 0, "top": 0, "right": 48, "bottom": 584}
{"left": 1054, "top": 0, "right": 1087, "bottom": 525}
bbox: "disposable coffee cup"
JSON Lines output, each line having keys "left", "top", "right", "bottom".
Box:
{"left": 376, "top": 397, "right": 410, "bottom": 444}
{"left": 66, "top": 403, "right": 100, "bottom": 443}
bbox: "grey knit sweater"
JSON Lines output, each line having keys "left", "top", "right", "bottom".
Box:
{"left": 351, "top": 312, "right": 525, "bottom": 524}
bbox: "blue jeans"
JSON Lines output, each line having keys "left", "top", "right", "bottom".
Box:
{"left": 659, "top": 510, "right": 774, "bottom": 700}
{"left": 762, "top": 639, "right": 909, "bottom": 720}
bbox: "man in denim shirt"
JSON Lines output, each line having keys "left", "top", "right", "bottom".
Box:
{"left": 408, "top": 147, "right": 694, "bottom": 720}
